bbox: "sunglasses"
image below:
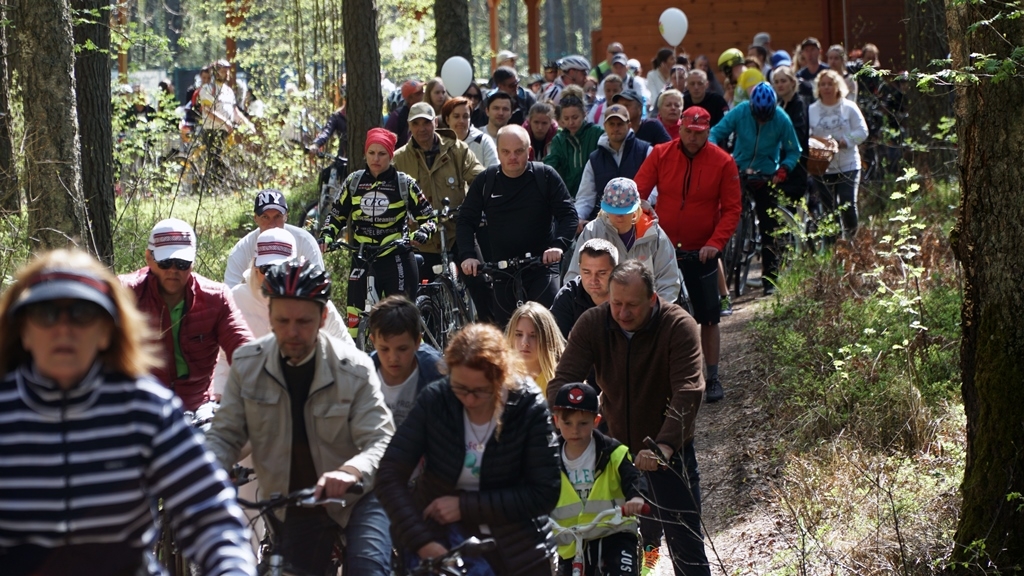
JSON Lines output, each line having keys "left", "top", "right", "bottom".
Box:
{"left": 258, "top": 264, "right": 274, "bottom": 274}
{"left": 466, "top": 92, "right": 482, "bottom": 100}
{"left": 24, "top": 300, "right": 107, "bottom": 328}
{"left": 157, "top": 258, "right": 193, "bottom": 271}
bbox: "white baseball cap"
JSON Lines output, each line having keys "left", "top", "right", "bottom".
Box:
{"left": 148, "top": 218, "right": 197, "bottom": 262}
{"left": 254, "top": 228, "right": 297, "bottom": 268}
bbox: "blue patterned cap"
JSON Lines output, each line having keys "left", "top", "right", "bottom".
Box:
{"left": 601, "top": 177, "right": 640, "bottom": 215}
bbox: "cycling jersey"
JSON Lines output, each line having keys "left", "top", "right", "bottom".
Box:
{"left": 322, "top": 166, "right": 436, "bottom": 254}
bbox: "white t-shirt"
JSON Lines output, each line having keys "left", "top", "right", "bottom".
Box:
{"left": 457, "top": 412, "right": 495, "bottom": 492}
{"left": 379, "top": 367, "right": 418, "bottom": 428}
{"left": 562, "top": 437, "right": 597, "bottom": 502}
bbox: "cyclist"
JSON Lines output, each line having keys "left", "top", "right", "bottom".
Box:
{"left": 551, "top": 238, "right": 619, "bottom": 339}
{"left": 549, "top": 261, "right": 710, "bottom": 576}
{"left": 368, "top": 295, "right": 444, "bottom": 427}
{"left": 119, "top": 218, "right": 253, "bottom": 410}
{"left": 545, "top": 86, "right": 604, "bottom": 198}
{"left": 542, "top": 55, "right": 591, "bottom": 104}
{"left": 550, "top": 382, "right": 646, "bottom": 576}
{"left": 575, "top": 104, "right": 652, "bottom": 227}
{"left": 709, "top": 82, "right": 801, "bottom": 295}
{"left": 569, "top": 178, "right": 680, "bottom": 304}
{"left": 376, "top": 323, "right": 561, "bottom": 576}
{"left": 0, "top": 249, "right": 255, "bottom": 576}
{"left": 224, "top": 189, "right": 324, "bottom": 288}
{"left": 456, "top": 125, "right": 578, "bottom": 326}
{"left": 206, "top": 258, "right": 395, "bottom": 576}
{"left": 308, "top": 104, "right": 348, "bottom": 160}
{"left": 634, "top": 107, "right": 741, "bottom": 403}
{"left": 198, "top": 59, "right": 244, "bottom": 185}
{"left": 506, "top": 302, "right": 565, "bottom": 389}
{"left": 320, "top": 127, "right": 438, "bottom": 328}
{"left": 717, "top": 48, "right": 749, "bottom": 105}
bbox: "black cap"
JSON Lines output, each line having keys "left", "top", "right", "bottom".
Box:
{"left": 553, "top": 382, "right": 599, "bottom": 413}
{"left": 254, "top": 189, "right": 288, "bottom": 216}
{"left": 612, "top": 88, "right": 642, "bottom": 104}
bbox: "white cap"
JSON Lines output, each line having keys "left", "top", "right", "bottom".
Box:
{"left": 254, "top": 228, "right": 297, "bottom": 267}
{"left": 148, "top": 218, "right": 197, "bottom": 262}
{"left": 496, "top": 50, "right": 518, "bottom": 62}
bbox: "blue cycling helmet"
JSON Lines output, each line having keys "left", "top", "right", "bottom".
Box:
{"left": 749, "top": 82, "right": 777, "bottom": 122}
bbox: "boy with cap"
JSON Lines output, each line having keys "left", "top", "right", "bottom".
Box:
{"left": 550, "top": 382, "right": 646, "bottom": 576}
{"left": 224, "top": 188, "right": 325, "bottom": 288}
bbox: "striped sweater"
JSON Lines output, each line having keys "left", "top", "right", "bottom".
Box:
{"left": 0, "top": 362, "right": 256, "bottom": 576}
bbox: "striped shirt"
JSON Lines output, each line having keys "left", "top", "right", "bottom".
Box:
{"left": 0, "top": 362, "right": 255, "bottom": 576}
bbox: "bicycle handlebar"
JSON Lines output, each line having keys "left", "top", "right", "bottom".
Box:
{"left": 327, "top": 237, "right": 409, "bottom": 258}
{"left": 478, "top": 254, "right": 546, "bottom": 274}
{"left": 410, "top": 537, "right": 498, "bottom": 575}
{"left": 238, "top": 482, "right": 365, "bottom": 512}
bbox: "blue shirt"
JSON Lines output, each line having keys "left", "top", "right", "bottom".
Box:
{"left": 708, "top": 101, "right": 802, "bottom": 176}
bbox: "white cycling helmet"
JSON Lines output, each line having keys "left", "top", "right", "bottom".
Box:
{"left": 558, "top": 55, "right": 591, "bottom": 72}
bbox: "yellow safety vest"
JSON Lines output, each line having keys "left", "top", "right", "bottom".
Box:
{"left": 550, "top": 443, "right": 637, "bottom": 559}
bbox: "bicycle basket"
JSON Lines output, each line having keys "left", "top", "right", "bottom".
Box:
{"left": 807, "top": 136, "right": 839, "bottom": 176}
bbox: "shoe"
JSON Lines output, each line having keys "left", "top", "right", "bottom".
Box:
{"left": 720, "top": 295, "right": 733, "bottom": 316}
{"left": 706, "top": 376, "right": 725, "bottom": 403}
{"left": 763, "top": 283, "right": 776, "bottom": 297}
{"left": 641, "top": 545, "right": 660, "bottom": 576}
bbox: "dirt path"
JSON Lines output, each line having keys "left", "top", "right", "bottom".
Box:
{"left": 654, "top": 285, "right": 793, "bottom": 575}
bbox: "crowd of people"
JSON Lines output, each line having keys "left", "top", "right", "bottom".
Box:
{"left": 1, "top": 30, "right": 906, "bottom": 576}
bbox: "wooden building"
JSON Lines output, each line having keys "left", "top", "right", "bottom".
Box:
{"left": 591, "top": 0, "right": 907, "bottom": 77}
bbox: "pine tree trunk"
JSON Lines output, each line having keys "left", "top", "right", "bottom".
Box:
{"left": 904, "top": 0, "right": 954, "bottom": 180}
{"left": 15, "top": 0, "right": 88, "bottom": 250}
{"left": 0, "top": 5, "right": 18, "bottom": 213}
{"left": 434, "top": 0, "right": 473, "bottom": 77}
{"left": 948, "top": 0, "right": 1024, "bottom": 569}
{"left": 343, "top": 0, "right": 382, "bottom": 172}
{"left": 546, "top": 0, "right": 567, "bottom": 59}
{"left": 72, "top": 0, "right": 115, "bottom": 265}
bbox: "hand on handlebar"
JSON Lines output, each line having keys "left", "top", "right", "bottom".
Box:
{"left": 698, "top": 246, "right": 719, "bottom": 264}
{"left": 772, "top": 166, "right": 788, "bottom": 185}
{"left": 418, "top": 542, "right": 450, "bottom": 560}
{"left": 542, "top": 248, "right": 563, "bottom": 265}
{"left": 314, "top": 468, "right": 361, "bottom": 500}
{"left": 412, "top": 229, "right": 430, "bottom": 245}
{"left": 621, "top": 497, "right": 647, "bottom": 517}
{"left": 461, "top": 258, "right": 481, "bottom": 276}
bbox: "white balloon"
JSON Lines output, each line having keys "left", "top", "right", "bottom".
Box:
{"left": 441, "top": 56, "right": 474, "bottom": 98}
{"left": 659, "top": 8, "right": 689, "bottom": 47}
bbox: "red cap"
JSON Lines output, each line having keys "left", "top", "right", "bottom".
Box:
{"left": 401, "top": 80, "right": 424, "bottom": 101}
{"left": 680, "top": 106, "right": 712, "bottom": 132}
{"left": 365, "top": 128, "right": 398, "bottom": 158}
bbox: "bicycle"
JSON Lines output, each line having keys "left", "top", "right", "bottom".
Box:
{"left": 478, "top": 254, "right": 548, "bottom": 321}
{"left": 307, "top": 152, "right": 349, "bottom": 233}
{"left": 415, "top": 197, "right": 474, "bottom": 352}
{"left": 722, "top": 173, "right": 761, "bottom": 296}
{"left": 402, "top": 537, "right": 498, "bottom": 576}
{"left": 551, "top": 504, "right": 652, "bottom": 576}
{"left": 237, "top": 483, "right": 364, "bottom": 576}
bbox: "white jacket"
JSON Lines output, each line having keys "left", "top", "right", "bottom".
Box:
{"left": 565, "top": 211, "right": 681, "bottom": 303}
{"left": 465, "top": 126, "right": 499, "bottom": 167}
{"left": 212, "top": 268, "right": 353, "bottom": 394}
{"left": 224, "top": 223, "right": 325, "bottom": 288}
{"left": 808, "top": 98, "right": 869, "bottom": 174}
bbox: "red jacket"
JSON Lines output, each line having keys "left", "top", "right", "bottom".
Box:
{"left": 634, "top": 140, "right": 742, "bottom": 252}
{"left": 120, "top": 268, "right": 252, "bottom": 411}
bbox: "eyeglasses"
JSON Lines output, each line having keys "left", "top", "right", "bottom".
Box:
{"left": 157, "top": 258, "right": 193, "bottom": 271}
{"left": 451, "top": 384, "right": 494, "bottom": 399}
{"left": 24, "top": 300, "right": 107, "bottom": 328}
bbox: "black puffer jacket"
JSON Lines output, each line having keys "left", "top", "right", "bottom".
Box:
{"left": 377, "top": 379, "right": 561, "bottom": 575}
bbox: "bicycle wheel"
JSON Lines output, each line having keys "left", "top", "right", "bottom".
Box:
{"left": 415, "top": 294, "right": 445, "bottom": 351}
{"left": 734, "top": 210, "right": 756, "bottom": 296}
{"left": 355, "top": 315, "right": 372, "bottom": 353}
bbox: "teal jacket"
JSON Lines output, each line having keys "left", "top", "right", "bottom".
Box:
{"left": 544, "top": 123, "right": 604, "bottom": 198}
{"left": 709, "top": 102, "right": 802, "bottom": 176}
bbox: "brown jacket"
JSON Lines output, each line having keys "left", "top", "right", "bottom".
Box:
{"left": 547, "top": 299, "right": 704, "bottom": 454}
{"left": 392, "top": 129, "right": 485, "bottom": 254}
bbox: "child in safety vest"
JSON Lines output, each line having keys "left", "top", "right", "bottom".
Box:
{"left": 551, "top": 382, "right": 646, "bottom": 576}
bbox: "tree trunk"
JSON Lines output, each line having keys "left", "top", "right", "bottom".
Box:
{"left": 165, "top": 0, "right": 183, "bottom": 59}
{"left": 435, "top": 0, "right": 473, "bottom": 77}
{"left": 0, "top": 4, "right": 18, "bottom": 213}
{"left": 343, "top": 0, "right": 382, "bottom": 172}
{"left": 546, "top": 0, "right": 567, "bottom": 59}
{"left": 904, "top": 0, "right": 954, "bottom": 180}
{"left": 948, "top": 0, "right": 1024, "bottom": 569}
{"left": 507, "top": 0, "right": 518, "bottom": 56}
{"left": 72, "top": 0, "right": 115, "bottom": 265}
{"left": 15, "top": 0, "right": 88, "bottom": 250}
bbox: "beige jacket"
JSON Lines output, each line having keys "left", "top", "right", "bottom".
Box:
{"left": 393, "top": 129, "right": 485, "bottom": 254}
{"left": 207, "top": 332, "right": 395, "bottom": 526}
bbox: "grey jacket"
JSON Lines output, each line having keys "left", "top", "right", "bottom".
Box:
{"left": 207, "top": 331, "right": 395, "bottom": 526}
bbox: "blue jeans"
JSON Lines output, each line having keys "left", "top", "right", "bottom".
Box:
{"left": 643, "top": 442, "right": 710, "bottom": 576}
{"left": 279, "top": 491, "right": 392, "bottom": 575}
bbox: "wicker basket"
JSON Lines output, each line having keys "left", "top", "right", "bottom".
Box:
{"left": 807, "top": 136, "right": 839, "bottom": 176}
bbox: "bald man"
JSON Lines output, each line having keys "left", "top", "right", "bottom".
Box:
{"left": 456, "top": 125, "right": 578, "bottom": 325}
